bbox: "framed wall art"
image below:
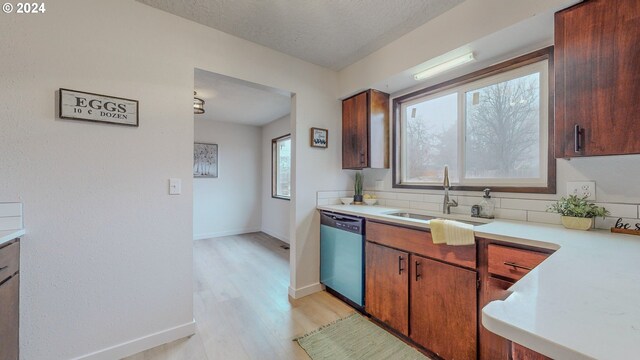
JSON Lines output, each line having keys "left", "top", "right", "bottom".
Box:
{"left": 310, "top": 127, "right": 328, "bottom": 148}
{"left": 193, "top": 143, "right": 218, "bottom": 178}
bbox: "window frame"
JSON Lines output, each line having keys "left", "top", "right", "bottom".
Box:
{"left": 272, "top": 133, "right": 291, "bottom": 200}
{"left": 392, "top": 47, "right": 556, "bottom": 194}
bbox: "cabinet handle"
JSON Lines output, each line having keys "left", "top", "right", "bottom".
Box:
{"left": 0, "top": 266, "right": 7, "bottom": 272}
{"left": 398, "top": 256, "right": 405, "bottom": 275}
{"left": 415, "top": 261, "right": 421, "bottom": 281}
{"left": 504, "top": 261, "right": 533, "bottom": 271}
{"left": 574, "top": 124, "right": 584, "bottom": 153}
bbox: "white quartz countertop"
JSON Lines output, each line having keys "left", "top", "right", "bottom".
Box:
{"left": 318, "top": 204, "right": 640, "bottom": 360}
{"left": 0, "top": 229, "right": 24, "bottom": 247}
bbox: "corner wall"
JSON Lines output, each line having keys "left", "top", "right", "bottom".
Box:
{"left": 261, "top": 115, "right": 292, "bottom": 243}
{"left": 193, "top": 119, "right": 262, "bottom": 239}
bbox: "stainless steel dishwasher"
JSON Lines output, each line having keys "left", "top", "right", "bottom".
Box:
{"left": 320, "top": 211, "right": 364, "bottom": 308}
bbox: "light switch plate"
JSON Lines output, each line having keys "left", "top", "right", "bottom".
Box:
{"left": 169, "top": 178, "right": 181, "bottom": 195}
{"left": 566, "top": 181, "right": 596, "bottom": 200}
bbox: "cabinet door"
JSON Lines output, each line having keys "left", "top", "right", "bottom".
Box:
{"left": 512, "top": 343, "right": 552, "bottom": 360}
{"left": 410, "top": 255, "right": 477, "bottom": 360}
{"left": 365, "top": 242, "right": 409, "bottom": 336}
{"left": 555, "top": 0, "right": 640, "bottom": 157}
{"left": 342, "top": 92, "right": 368, "bottom": 169}
{"left": 0, "top": 274, "right": 19, "bottom": 360}
{"left": 479, "top": 276, "right": 513, "bottom": 360}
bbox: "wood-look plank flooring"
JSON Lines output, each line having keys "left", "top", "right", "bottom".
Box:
{"left": 124, "top": 232, "right": 354, "bottom": 360}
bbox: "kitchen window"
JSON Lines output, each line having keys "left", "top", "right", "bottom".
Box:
{"left": 393, "top": 48, "right": 555, "bottom": 193}
{"left": 272, "top": 134, "right": 291, "bottom": 200}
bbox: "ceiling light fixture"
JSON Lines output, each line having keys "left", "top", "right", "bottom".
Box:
{"left": 194, "top": 91, "right": 205, "bottom": 115}
{"left": 413, "top": 52, "right": 475, "bottom": 81}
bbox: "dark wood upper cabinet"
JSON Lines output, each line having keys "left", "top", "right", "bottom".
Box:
{"left": 365, "top": 241, "right": 409, "bottom": 336}
{"left": 342, "top": 89, "right": 389, "bottom": 169}
{"left": 410, "top": 255, "right": 477, "bottom": 360}
{"left": 555, "top": 0, "right": 640, "bottom": 157}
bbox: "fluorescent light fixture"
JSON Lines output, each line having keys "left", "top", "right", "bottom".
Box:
{"left": 413, "top": 52, "right": 475, "bottom": 81}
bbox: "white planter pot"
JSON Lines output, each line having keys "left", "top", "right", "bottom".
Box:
{"left": 561, "top": 216, "right": 593, "bottom": 230}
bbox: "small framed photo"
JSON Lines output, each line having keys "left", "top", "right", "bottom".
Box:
{"left": 310, "top": 127, "right": 328, "bottom": 148}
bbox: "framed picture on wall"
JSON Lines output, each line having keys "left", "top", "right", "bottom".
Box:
{"left": 310, "top": 127, "right": 328, "bottom": 148}
{"left": 193, "top": 143, "right": 218, "bottom": 178}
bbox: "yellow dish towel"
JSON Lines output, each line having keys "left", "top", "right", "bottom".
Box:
{"left": 429, "top": 219, "right": 447, "bottom": 244}
{"left": 430, "top": 219, "right": 475, "bottom": 246}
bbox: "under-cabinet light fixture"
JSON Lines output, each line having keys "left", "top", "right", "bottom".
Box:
{"left": 413, "top": 52, "right": 475, "bottom": 81}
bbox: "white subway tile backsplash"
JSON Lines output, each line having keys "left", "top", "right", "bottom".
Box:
{"left": 0, "top": 203, "right": 22, "bottom": 218}
{"left": 527, "top": 211, "right": 562, "bottom": 225}
{"left": 316, "top": 190, "right": 640, "bottom": 230}
{"left": 318, "top": 191, "right": 341, "bottom": 199}
{"left": 595, "top": 203, "right": 637, "bottom": 219}
{"left": 385, "top": 199, "right": 411, "bottom": 208}
{"left": 493, "top": 208, "right": 527, "bottom": 221}
{"left": 0, "top": 217, "right": 22, "bottom": 230}
{"left": 375, "top": 192, "right": 398, "bottom": 200}
{"left": 501, "top": 198, "right": 555, "bottom": 212}
{"left": 317, "top": 198, "right": 330, "bottom": 206}
{"left": 423, "top": 194, "right": 445, "bottom": 203}
{"left": 396, "top": 192, "right": 418, "bottom": 201}
{"left": 595, "top": 217, "right": 640, "bottom": 230}
{"left": 410, "top": 201, "right": 440, "bottom": 211}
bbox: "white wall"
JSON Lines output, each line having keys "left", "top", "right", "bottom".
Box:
{"left": 194, "top": 119, "right": 262, "bottom": 239}
{"left": 0, "top": 1, "right": 349, "bottom": 358}
{"left": 261, "top": 115, "right": 291, "bottom": 243}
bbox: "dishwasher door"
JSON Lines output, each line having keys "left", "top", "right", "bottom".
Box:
{"left": 320, "top": 211, "right": 364, "bottom": 307}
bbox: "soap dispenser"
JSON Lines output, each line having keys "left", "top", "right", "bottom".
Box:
{"left": 478, "top": 188, "right": 495, "bottom": 219}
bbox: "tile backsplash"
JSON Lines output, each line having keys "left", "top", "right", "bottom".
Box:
{"left": 0, "top": 203, "right": 23, "bottom": 231}
{"left": 317, "top": 190, "right": 640, "bottom": 230}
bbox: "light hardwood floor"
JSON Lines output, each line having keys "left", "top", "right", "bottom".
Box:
{"left": 125, "top": 232, "right": 354, "bottom": 360}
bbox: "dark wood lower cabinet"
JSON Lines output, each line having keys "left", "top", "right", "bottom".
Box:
{"left": 410, "top": 255, "right": 477, "bottom": 360}
{"left": 0, "top": 274, "right": 19, "bottom": 360}
{"left": 512, "top": 343, "right": 552, "bottom": 360}
{"left": 479, "top": 276, "right": 513, "bottom": 360}
{"left": 365, "top": 242, "right": 409, "bottom": 336}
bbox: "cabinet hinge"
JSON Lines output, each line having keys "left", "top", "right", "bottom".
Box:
{"left": 477, "top": 279, "right": 481, "bottom": 290}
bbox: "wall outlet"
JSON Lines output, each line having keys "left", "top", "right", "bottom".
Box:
{"left": 566, "top": 181, "right": 596, "bottom": 200}
{"left": 375, "top": 180, "right": 384, "bottom": 191}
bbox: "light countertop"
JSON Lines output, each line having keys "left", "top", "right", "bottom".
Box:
{"left": 0, "top": 229, "right": 24, "bottom": 247}
{"left": 318, "top": 204, "right": 640, "bottom": 360}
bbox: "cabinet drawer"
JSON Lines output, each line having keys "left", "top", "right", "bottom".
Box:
{"left": 487, "top": 244, "right": 548, "bottom": 281}
{"left": 0, "top": 240, "right": 20, "bottom": 283}
{"left": 366, "top": 222, "right": 476, "bottom": 269}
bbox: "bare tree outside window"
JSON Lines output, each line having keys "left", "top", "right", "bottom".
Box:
{"left": 465, "top": 73, "right": 541, "bottom": 179}
{"left": 405, "top": 93, "right": 458, "bottom": 183}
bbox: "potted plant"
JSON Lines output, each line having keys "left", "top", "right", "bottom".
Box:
{"left": 354, "top": 172, "right": 363, "bottom": 204}
{"left": 547, "top": 195, "right": 609, "bottom": 230}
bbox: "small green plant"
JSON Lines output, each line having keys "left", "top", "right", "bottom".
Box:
{"left": 546, "top": 195, "right": 609, "bottom": 218}
{"left": 354, "top": 172, "right": 363, "bottom": 196}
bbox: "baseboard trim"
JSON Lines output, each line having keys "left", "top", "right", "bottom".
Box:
{"left": 261, "top": 227, "right": 290, "bottom": 243}
{"left": 288, "top": 283, "right": 324, "bottom": 299}
{"left": 72, "top": 319, "right": 196, "bottom": 360}
{"left": 193, "top": 228, "right": 261, "bottom": 240}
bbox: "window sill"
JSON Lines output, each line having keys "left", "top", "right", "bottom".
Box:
{"left": 272, "top": 195, "right": 291, "bottom": 201}
{"left": 392, "top": 183, "right": 556, "bottom": 194}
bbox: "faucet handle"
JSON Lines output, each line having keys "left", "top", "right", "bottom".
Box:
{"left": 451, "top": 199, "right": 458, "bottom": 207}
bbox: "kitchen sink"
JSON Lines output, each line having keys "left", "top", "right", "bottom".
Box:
{"left": 387, "top": 212, "right": 437, "bottom": 221}
{"left": 387, "top": 212, "right": 485, "bottom": 226}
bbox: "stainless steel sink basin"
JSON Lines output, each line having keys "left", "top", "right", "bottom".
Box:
{"left": 387, "top": 212, "right": 485, "bottom": 226}
{"left": 388, "top": 212, "right": 437, "bottom": 221}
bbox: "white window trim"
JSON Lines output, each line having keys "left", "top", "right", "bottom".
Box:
{"left": 272, "top": 134, "right": 291, "bottom": 200}
{"left": 398, "top": 59, "right": 549, "bottom": 188}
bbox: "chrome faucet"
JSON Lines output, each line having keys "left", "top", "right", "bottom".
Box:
{"left": 443, "top": 166, "right": 458, "bottom": 214}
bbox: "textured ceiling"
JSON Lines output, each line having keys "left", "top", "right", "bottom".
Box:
{"left": 194, "top": 68, "right": 291, "bottom": 126}
{"left": 138, "top": 0, "right": 465, "bottom": 70}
